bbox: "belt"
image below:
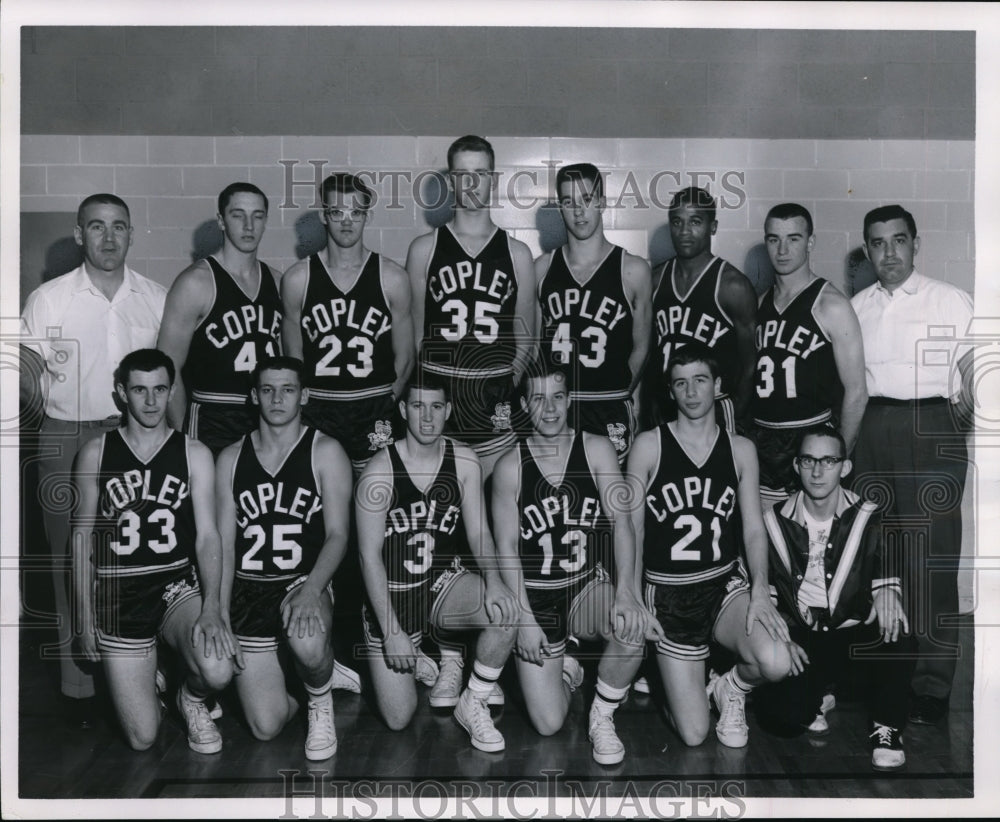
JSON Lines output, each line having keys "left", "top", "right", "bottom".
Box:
{"left": 868, "top": 396, "right": 948, "bottom": 408}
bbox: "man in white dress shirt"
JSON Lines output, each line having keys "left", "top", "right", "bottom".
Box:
{"left": 21, "top": 193, "right": 167, "bottom": 705}
{"left": 850, "top": 204, "right": 973, "bottom": 725}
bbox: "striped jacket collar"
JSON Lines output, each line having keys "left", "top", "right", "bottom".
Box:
{"left": 778, "top": 487, "right": 859, "bottom": 525}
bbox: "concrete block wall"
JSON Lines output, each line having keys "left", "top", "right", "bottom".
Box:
{"left": 21, "top": 134, "right": 975, "bottom": 298}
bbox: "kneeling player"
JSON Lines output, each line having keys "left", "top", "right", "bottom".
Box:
{"left": 628, "top": 343, "right": 794, "bottom": 748}
{"left": 216, "top": 357, "right": 360, "bottom": 760}
{"left": 72, "top": 349, "right": 235, "bottom": 752}
{"left": 356, "top": 376, "right": 519, "bottom": 751}
{"left": 493, "top": 364, "right": 661, "bottom": 764}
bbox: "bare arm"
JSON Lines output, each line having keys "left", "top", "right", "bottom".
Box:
{"left": 455, "top": 443, "right": 518, "bottom": 625}
{"left": 817, "top": 286, "right": 868, "bottom": 455}
{"left": 156, "top": 263, "right": 212, "bottom": 430}
{"left": 71, "top": 440, "right": 102, "bottom": 662}
{"left": 718, "top": 265, "right": 758, "bottom": 423}
{"left": 404, "top": 233, "right": 434, "bottom": 355}
{"left": 188, "top": 439, "right": 237, "bottom": 660}
{"left": 279, "top": 260, "right": 309, "bottom": 360}
{"left": 282, "top": 435, "right": 353, "bottom": 638}
{"left": 214, "top": 443, "right": 240, "bottom": 616}
{"left": 624, "top": 430, "right": 658, "bottom": 597}
{"left": 734, "top": 435, "right": 789, "bottom": 642}
{"left": 533, "top": 252, "right": 553, "bottom": 361}
{"left": 623, "top": 253, "right": 653, "bottom": 394}
{"left": 491, "top": 447, "right": 546, "bottom": 661}
{"left": 355, "top": 452, "right": 405, "bottom": 641}
{"left": 509, "top": 239, "right": 537, "bottom": 382}
{"left": 382, "top": 259, "right": 416, "bottom": 400}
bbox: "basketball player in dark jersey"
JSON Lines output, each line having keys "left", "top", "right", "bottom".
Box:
{"left": 627, "top": 343, "right": 795, "bottom": 749}
{"left": 282, "top": 173, "right": 414, "bottom": 474}
{"left": 644, "top": 187, "right": 757, "bottom": 433}
{"left": 492, "top": 364, "right": 660, "bottom": 764}
{"left": 356, "top": 376, "right": 519, "bottom": 752}
{"left": 537, "top": 162, "right": 651, "bottom": 462}
{"left": 71, "top": 349, "right": 235, "bottom": 753}
{"left": 406, "top": 135, "right": 536, "bottom": 478}
{"left": 216, "top": 356, "right": 358, "bottom": 760}
{"left": 751, "top": 203, "right": 867, "bottom": 507}
{"left": 157, "top": 182, "right": 282, "bottom": 454}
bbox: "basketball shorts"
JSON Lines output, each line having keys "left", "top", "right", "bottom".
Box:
{"left": 441, "top": 371, "right": 524, "bottom": 460}
{"left": 96, "top": 563, "right": 201, "bottom": 654}
{"left": 187, "top": 400, "right": 256, "bottom": 456}
{"left": 745, "top": 423, "right": 802, "bottom": 498}
{"left": 361, "top": 558, "right": 469, "bottom": 651}
{"left": 230, "top": 574, "right": 335, "bottom": 652}
{"left": 523, "top": 564, "right": 611, "bottom": 655}
{"left": 303, "top": 392, "right": 397, "bottom": 468}
{"left": 575, "top": 397, "right": 636, "bottom": 461}
{"left": 644, "top": 562, "right": 749, "bottom": 661}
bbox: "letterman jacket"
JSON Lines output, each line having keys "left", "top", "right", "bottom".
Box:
{"left": 762, "top": 487, "right": 900, "bottom": 632}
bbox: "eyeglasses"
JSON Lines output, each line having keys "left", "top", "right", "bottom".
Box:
{"left": 796, "top": 455, "right": 845, "bottom": 470}
{"left": 323, "top": 208, "right": 368, "bottom": 222}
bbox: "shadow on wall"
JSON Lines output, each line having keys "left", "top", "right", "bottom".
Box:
{"left": 191, "top": 220, "right": 224, "bottom": 263}
{"left": 294, "top": 211, "right": 326, "bottom": 259}
{"left": 743, "top": 245, "right": 776, "bottom": 297}
{"left": 847, "top": 247, "right": 876, "bottom": 296}
{"left": 418, "top": 170, "right": 455, "bottom": 230}
{"left": 648, "top": 224, "right": 674, "bottom": 272}
{"left": 43, "top": 236, "right": 83, "bottom": 283}
{"left": 536, "top": 202, "right": 567, "bottom": 254}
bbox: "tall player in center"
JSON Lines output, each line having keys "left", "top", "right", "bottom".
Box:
{"left": 406, "top": 135, "right": 536, "bottom": 477}
{"left": 538, "top": 163, "right": 652, "bottom": 462}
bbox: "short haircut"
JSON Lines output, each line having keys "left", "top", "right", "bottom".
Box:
{"left": 666, "top": 342, "right": 720, "bottom": 381}
{"left": 765, "top": 202, "right": 813, "bottom": 237}
{"left": 518, "top": 355, "right": 570, "bottom": 398}
{"left": 217, "top": 182, "right": 269, "bottom": 215}
{"left": 555, "top": 162, "right": 604, "bottom": 200}
{"left": 252, "top": 355, "right": 305, "bottom": 388}
{"left": 319, "top": 172, "right": 375, "bottom": 209}
{"left": 863, "top": 204, "right": 917, "bottom": 242}
{"left": 77, "top": 193, "right": 130, "bottom": 226}
{"left": 116, "top": 348, "right": 175, "bottom": 387}
{"left": 796, "top": 423, "right": 845, "bottom": 460}
{"left": 402, "top": 372, "right": 450, "bottom": 404}
{"left": 447, "top": 135, "right": 495, "bottom": 171}
{"left": 669, "top": 186, "right": 716, "bottom": 222}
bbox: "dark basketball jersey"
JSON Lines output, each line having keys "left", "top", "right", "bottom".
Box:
{"left": 183, "top": 257, "right": 282, "bottom": 404}
{"left": 754, "top": 278, "right": 841, "bottom": 427}
{"left": 421, "top": 225, "right": 519, "bottom": 377}
{"left": 299, "top": 251, "right": 395, "bottom": 400}
{"left": 95, "top": 429, "right": 196, "bottom": 577}
{"left": 382, "top": 439, "right": 464, "bottom": 587}
{"left": 643, "top": 425, "right": 740, "bottom": 584}
{"left": 517, "top": 433, "right": 608, "bottom": 590}
{"left": 651, "top": 257, "right": 739, "bottom": 396}
{"left": 539, "top": 245, "right": 633, "bottom": 398}
{"left": 231, "top": 427, "right": 325, "bottom": 581}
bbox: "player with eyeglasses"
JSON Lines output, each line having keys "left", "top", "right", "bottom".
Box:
{"left": 754, "top": 424, "right": 916, "bottom": 771}
{"left": 281, "top": 172, "right": 414, "bottom": 475}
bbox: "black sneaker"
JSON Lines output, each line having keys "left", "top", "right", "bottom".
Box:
{"left": 908, "top": 694, "right": 947, "bottom": 725}
{"left": 870, "top": 722, "right": 905, "bottom": 770}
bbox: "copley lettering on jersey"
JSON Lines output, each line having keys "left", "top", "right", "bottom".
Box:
{"left": 235, "top": 482, "right": 323, "bottom": 528}
{"left": 102, "top": 470, "right": 190, "bottom": 514}
{"left": 302, "top": 299, "right": 391, "bottom": 343}
{"left": 384, "top": 499, "right": 461, "bottom": 537}
{"left": 645, "top": 476, "right": 736, "bottom": 522}
{"left": 656, "top": 306, "right": 730, "bottom": 347}
{"left": 755, "top": 320, "right": 826, "bottom": 358}
{"left": 428, "top": 261, "right": 513, "bottom": 303}
{"left": 520, "top": 493, "right": 603, "bottom": 540}
{"left": 205, "top": 304, "right": 283, "bottom": 348}
{"left": 544, "top": 289, "right": 628, "bottom": 330}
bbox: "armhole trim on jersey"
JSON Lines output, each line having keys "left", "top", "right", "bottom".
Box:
{"left": 424, "top": 229, "right": 440, "bottom": 284}
{"left": 650, "top": 258, "right": 671, "bottom": 304}
{"left": 713, "top": 259, "right": 736, "bottom": 328}
{"left": 298, "top": 258, "right": 312, "bottom": 315}
{"left": 727, "top": 430, "right": 742, "bottom": 483}
{"left": 810, "top": 280, "right": 835, "bottom": 343}
{"left": 309, "top": 429, "right": 322, "bottom": 495}
{"left": 619, "top": 246, "right": 634, "bottom": 318}
{"left": 643, "top": 430, "right": 662, "bottom": 493}
{"left": 228, "top": 436, "right": 241, "bottom": 493}
{"left": 537, "top": 249, "right": 556, "bottom": 295}
{"left": 192, "top": 258, "right": 220, "bottom": 333}
{"left": 375, "top": 253, "right": 390, "bottom": 310}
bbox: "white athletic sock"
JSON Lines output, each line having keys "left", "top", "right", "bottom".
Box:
{"left": 467, "top": 661, "right": 502, "bottom": 699}
{"left": 593, "top": 679, "right": 629, "bottom": 716}
{"left": 305, "top": 673, "right": 334, "bottom": 700}
{"left": 729, "top": 667, "right": 751, "bottom": 694}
